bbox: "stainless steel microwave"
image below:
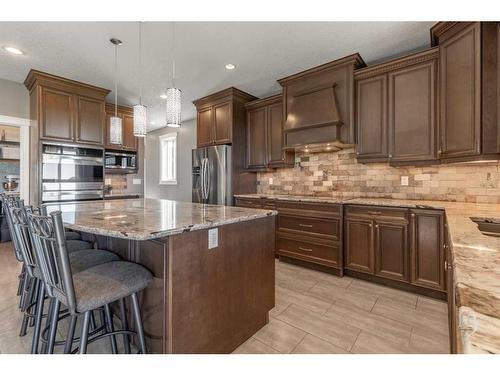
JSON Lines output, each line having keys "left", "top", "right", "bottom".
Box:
{"left": 105, "top": 151, "right": 137, "bottom": 172}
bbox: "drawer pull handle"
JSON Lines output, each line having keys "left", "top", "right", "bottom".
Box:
{"left": 299, "top": 224, "right": 313, "bottom": 228}
{"left": 298, "top": 246, "right": 313, "bottom": 252}
{"left": 368, "top": 211, "right": 382, "bottom": 215}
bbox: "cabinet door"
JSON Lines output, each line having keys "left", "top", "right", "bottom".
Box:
{"left": 40, "top": 87, "right": 74, "bottom": 142}
{"left": 344, "top": 217, "right": 374, "bottom": 274}
{"left": 440, "top": 23, "right": 481, "bottom": 158}
{"left": 410, "top": 209, "right": 445, "bottom": 291}
{"left": 197, "top": 106, "right": 213, "bottom": 147}
{"left": 246, "top": 107, "right": 268, "bottom": 170}
{"left": 374, "top": 219, "right": 409, "bottom": 282}
{"left": 213, "top": 102, "right": 232, "bottom": 144}
{"left": 267, "top": 102, "right": 285, "bottom": 166}
{"left": 76, "top": 96, "right": 104, "bottom": 146}
{"left": 355, "top": 75, "right": 388, "bottom": 161}
{"left": 122, "top": 112, "right": 138, "bottom": 151}
{"left": 389, "top": 61, "right": 437, "bottom": 162}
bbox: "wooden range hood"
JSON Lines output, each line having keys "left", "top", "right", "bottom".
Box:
{"left": 278, "top": 53, "right": 365, "bottom": 153}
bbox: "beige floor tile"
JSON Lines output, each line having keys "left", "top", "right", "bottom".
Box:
{"left": 253, "top": 318, "right": 307, "bottom": 353}
{"left": 408, "top": 331, "right": 450, "bottom": 354}
{"left": 232, "top": 337, "right": 280, "bottom": 354}
{"left": 276, "top": 304, "right": 360, "bottom": 351}
{"left": 276, "top": 285, "right": 332, "bottom": 315}
{"left": 325, "top": 302, "right": 412, "bottom": 346}
{"left": 276, "top": 269, "right": 318, "bottom": 293}
{"left": 372, "top": 298, "right": 449, "bottom": 336}
{"left": 291, "top": 334, "right": 349, "bottom": 354}
{"left": 348, "top": 279, "right": 418, "bottom": 308}
{"left": 308, "top": 281, "right": 378, "bottom": 311}
{"left": 416, "top": 296, "right": 448, "bottom": 315}
{"left": 351, "top": 331, "right": 408, "bottom": 354}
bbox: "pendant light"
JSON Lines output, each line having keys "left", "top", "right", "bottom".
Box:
{"left": 166, "top": 22, "right": 181, "bottom": 128}
{"left": 109, "top": 38, "right": 123, "bottom": 144}
{"left": 133, "top": 22, "right": 147, "bottom": 137}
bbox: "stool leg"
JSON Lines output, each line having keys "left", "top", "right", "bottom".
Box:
{"left": 130, "top": 293, "right": 147, "bottom": 354}
{"left": 31, "top": 282, "right": 45, "bottom": 354}
{"left": 104, "top": 304, "right": 118, "bottom": 354}
{"left": 64, "top": 315, "right": 78, "bottom": 354}
{"left": 19, "top": 277, "right": 35, "bottom": 336}
{"left": 119, "top": 298, "right": 131, "bottom": 354}
{"left": 79, "top": 311, "right": 91, "bottom": 354}
{"left": 40, "top": 298, "right": 54, "bottom": 354}
{"left": 46, "top": 299, "right": 61, "bottom": 354}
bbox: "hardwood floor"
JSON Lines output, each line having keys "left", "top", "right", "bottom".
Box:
{"left": 0, "top": 241, "right": 449, "bottom": 354}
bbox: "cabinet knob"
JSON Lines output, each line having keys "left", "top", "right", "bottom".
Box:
{"left": 389, "top": 154, "right": 393, "bottom": 158}
{"left": 411, "top": 213, "right": 415, "bottom": 218}
{"left": 438, "top": 149, "right": 442, "bottom": 154}
{"left": 356, "top": 152, "right": 360, "bottom": 155}
{"left": 375, "top": 224, "right": 379, "bottom": 228}
{"left": 369, "top": 223, "right": 373, "bottom": 228}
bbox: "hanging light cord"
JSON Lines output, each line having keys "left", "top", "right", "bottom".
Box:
{"left": 114, "top": 43, "right": 118, "bottom": 117}
{"left": 172, "top": 22, "right": 175, "bottom": 87}
{"left": 139, "top": 21, "right": 143, "bottom": 105}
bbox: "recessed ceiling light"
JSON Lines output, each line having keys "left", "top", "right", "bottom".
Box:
{"left": 225, "top": 63, "right": 235, "bottom": 70}
{"left": 160, "top": 94, "right": 167, "bottom": 99}
{"left": 3, "top": 46, "right": 24, "bottom": 55}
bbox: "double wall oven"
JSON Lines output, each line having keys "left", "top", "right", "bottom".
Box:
{"left": 41, "top": 144, "right": 104, "bottom": 203}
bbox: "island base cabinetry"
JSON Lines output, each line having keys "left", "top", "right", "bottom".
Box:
{"left": 97, "top": 215, "right": 275, "bottom": 353}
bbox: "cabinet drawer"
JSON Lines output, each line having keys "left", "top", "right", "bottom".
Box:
{"left": 234, "top": 197, "right": 262, "bottom": 209}
{"left": 345, "top": 205, "right": 408, "bottom": 221}
{"left": 278, "top": 214, "right": 339, "bottom": 240}
{"left": 277, "top": 234, "right": 340, "bottom": 267}
{"left": 276, "top": 201, "right": 341, "bottom": 219}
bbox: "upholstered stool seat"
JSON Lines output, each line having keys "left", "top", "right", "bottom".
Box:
{"left": 54, "top": 261, "right": 153, "bottom": 313}
{"left": 65, "top": 231, "right": 81, "bottom": 241}
{"left": 69, "top": 250, "right": 120, "bottom": 274}
{"left": 66, "top": 240, "right": 93, "bottom": 252}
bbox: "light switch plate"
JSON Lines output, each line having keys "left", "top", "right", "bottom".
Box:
{"left": 208, "top": 228, "right": 218, "bottom": 249}
{"left": 401, "top": 176, "right": 409, "bottom": 186}
{"left": 133, "top": 178, "right": 142, "bottom": 185}
{"left": 269, "top": 178, "right": 273, "bottom": 185}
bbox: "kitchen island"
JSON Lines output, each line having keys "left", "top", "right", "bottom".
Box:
{"left": 45, "top": 198, "right": 276, "bottom": 354}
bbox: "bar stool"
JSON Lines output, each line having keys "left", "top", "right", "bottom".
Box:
{"left": 27, "top": 210, "right": 153, "bottom": 354}
{"left": 11, "top": 205, "right": 121, "bottom": 353}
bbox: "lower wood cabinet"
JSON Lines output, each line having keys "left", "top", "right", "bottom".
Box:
{"left": 375, "top": 218, "right": 409, "bottom": 282}
{"left": 344, "top": 216, "right": 374, "bottom": 273}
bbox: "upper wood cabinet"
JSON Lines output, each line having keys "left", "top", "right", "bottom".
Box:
{"left": 193, "top": 87, "right": 257, "bottom": 148}
{"left": 104, "top": 103, "right": 138, "bottom": 152}
{"left": 278, "top": 54, "right": 365, "bottom": 151}
{"left": 354, "top": 48, "right": 439, "bottom": 165}
{"left": 244, "top": 95, "right": 294, "bottom": 171}
{"left": 24, "top": 70, "right": 109, "bottom": 147}
{"left": 438, "top": 22, "right": 481, "bottom": 159}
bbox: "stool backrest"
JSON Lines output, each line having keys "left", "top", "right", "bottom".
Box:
{"left": 11, "top": 206, "right": 39, "bottom": 278}
{"left": 2, "top": 195, "right": 25, "bottom": 263}
{"left": 27, "top": 210, "right": 77, "bottom": 314}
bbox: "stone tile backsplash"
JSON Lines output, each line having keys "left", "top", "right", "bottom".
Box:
{"left": 257, "top": 148, "right": 500, "bottom": 203}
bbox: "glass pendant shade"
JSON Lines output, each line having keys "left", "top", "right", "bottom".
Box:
{"left": 166, "top": 87, "right": 181, "bottom": 128}
{"left": 133, "top": 104, "right": 147, "bottom": 137}
{"left": 109, "top": 116, "right": 123, "bottom": 144}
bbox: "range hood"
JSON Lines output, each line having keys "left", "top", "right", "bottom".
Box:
{"left": 0, "top": 141, "right": 20, "bottom": 160}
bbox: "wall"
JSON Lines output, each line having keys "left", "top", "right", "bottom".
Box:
{"left": 145, "top": 119, "right": 196, "bottom": 202}
{"left": 0, "top": 78, "right": 29, "bottom": 119}
{"left": 258, "top": 148, "right": 500, "bottom": 204}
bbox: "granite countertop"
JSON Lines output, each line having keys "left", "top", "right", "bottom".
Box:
{"left": 235, "top": 193, "right": 500, "bottom": 353}
{"left": 45, "top": 198, "right": 276, "bottom": 241}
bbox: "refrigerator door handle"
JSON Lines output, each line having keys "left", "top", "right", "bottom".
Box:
{"left": 201, "top": 158, "right": 207, "bottom": 200}
{"left": 205, "top": 158, "right": 210, "bottom": 200}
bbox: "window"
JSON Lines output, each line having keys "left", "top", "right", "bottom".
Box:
{"left": 159, "top": 132, "right": 177, "bottom": 185}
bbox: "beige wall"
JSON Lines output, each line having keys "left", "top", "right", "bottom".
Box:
{"left": 0, "top": 78, "right": 29, "bottom": 119}
{"left": 258, "top": 148, "right": 500, "bottom": 204}
{"left": 144, "top": 119, "right": 196, "bottom": 201}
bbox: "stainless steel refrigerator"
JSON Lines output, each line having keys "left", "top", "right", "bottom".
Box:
{"left": 192, "top": 145, "right": 232, "bottom": 206}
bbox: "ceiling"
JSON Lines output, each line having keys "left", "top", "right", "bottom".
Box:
{"left": 0, "top": 22, "right": 434, "bottom": 132}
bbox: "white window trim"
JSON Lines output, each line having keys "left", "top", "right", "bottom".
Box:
{"left": 159, "top": 132, "right": 178, "bottom": 185}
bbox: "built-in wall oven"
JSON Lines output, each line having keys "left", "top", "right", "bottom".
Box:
{"left": 41, "top": 144, "right": 104, "bottom": 203}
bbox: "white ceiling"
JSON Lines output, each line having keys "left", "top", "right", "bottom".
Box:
{"left": 0, "top": 22, "right": 434, "bottom": 132}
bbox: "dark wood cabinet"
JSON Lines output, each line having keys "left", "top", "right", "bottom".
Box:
{"left": 193, "top": 88, "right": 257, "bottom": 148}
{"left": 244, "top": 95, "right": 294, "bottom": 171}
{"left": 104, "top": 104, "right": 138, "bottom": 152}
{"left": 375, "top": 218, "right": 409, "bottom": 282}
{"left": 388, "top": 60, "right": 437, "bottom": 163}
{"left": 344, "top": 216, "right": 374, "bottom": 274}
{"left": 410, "top": 209, "right": 446, "bottom": 291}
{"left": 438, "top": 23, "right": 481, "bottom": 159}
{"left": 355, "top": 74, "right": 388, "bottom": 161}
{"left": 40, "top": 86, "right": 75, "bottom": 142}
{"left": 77, "top": 96, "right": 105, "bottom": 145}
{"left": 278, "top": 54, "right": 365, "bottom": 151}
{"left": 354, "top": 48, "right": 439, "bottom": 164}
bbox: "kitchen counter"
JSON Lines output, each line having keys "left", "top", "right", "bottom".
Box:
{"left": 45, "top": 198, "right": 276, "bottom": 241}
{"left": 235, "top": 193, "right": 500, "bottom": 353}
{"left": 234, "top": 193, "right": 346, "bottom": 204}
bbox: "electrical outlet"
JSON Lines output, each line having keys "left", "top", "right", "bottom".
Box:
{"left": 401, "top": 176, "right": 409, "bottom": 186}
{"left": 208, "top": 228, "right": 218, "bottom": 249}
{"left": 105, "top": 179, "right": 111, "bottom": 185}
{"left": 269, "top": 178, "right": 273, "bottom": 185}
{"left": 133, "top": 178, "right": 142, "bottom": 185}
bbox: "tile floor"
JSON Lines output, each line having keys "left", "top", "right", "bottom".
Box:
{"left": 0, "top": 242, "right": 449, "bottom": 354}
